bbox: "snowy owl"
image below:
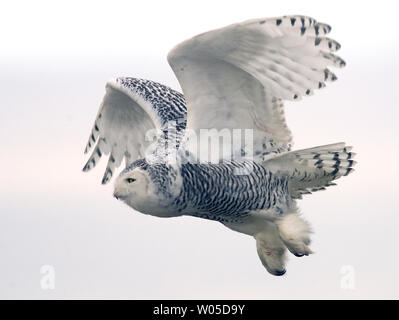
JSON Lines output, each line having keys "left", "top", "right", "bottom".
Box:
{"left": 83, "top": 15, "right": 356, "bottom": 276}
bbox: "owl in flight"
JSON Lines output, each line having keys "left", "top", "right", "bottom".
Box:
{"left": 83, "top": 15, "right": 355, "bottom": 276}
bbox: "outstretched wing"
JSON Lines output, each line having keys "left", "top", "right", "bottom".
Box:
{"left": 167, "top": 15, "right": 345, "bottom": 160}
{"left": 83, "top": 77, "right": 186, "bottom": 184}
{"left": 263, "top": 143, "right": 357, "bottom": 199}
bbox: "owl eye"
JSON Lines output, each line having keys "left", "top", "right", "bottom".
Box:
{"left": 126, "top": 178, "right": 136, "bottom": 183}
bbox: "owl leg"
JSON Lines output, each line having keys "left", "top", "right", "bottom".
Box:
{"left": 224, "top": 216, "right": 287, "bottom": 276}
{"left": 255, "top": 221, "right": 288, "bottom": 276}
{"left": 276, "top": 212, "right": 313, "bottom": 257}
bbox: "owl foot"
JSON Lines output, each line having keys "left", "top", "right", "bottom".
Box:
{"left": 255, "top": 222, "right": 288, "bottom": 276}
{"left": 276, "top": 213, "right": 313, "bottom": 257}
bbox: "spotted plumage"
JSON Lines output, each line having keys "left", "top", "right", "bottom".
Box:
{"left": 83, "top": 15, "right": 356, "bottom": 276}
{"left": 83, "top": 77, "right": 187, "bottom": 183}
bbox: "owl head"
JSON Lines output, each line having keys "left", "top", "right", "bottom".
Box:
{"left": 114, "top": 168, "right": 151, "bottom": 200}
{"left": 113, "top": 164, "right": 179, "bottom": 218}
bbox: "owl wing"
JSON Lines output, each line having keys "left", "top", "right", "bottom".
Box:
{"left": 82, "top": 77, "right": 186, "bottom": 184}
{"left": 167, "top": 15, "right": 345, "bottom": 160}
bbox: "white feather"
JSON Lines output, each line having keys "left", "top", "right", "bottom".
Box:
{"left": 168, "top": 15, "right": 344, "bottom": 159}
{"left": 83, "top": 79, "right": 162, "bottom": 184}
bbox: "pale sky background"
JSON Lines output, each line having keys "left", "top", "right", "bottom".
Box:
{"left": 1, "top": 0, "right": 399, "bottom": 299}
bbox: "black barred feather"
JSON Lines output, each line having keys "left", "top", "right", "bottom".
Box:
{"left": 123, "top": 159, "right": 292, "bottom": 222}
{"left": 263, "top": 143, "right": 357, "bottom": 199}
{"left": 83, "top": 78, "right": 187, "bottom": 184}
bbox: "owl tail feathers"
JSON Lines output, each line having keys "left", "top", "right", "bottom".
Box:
{"left": 263, "top": 142, "right": 357, "bottom": 199}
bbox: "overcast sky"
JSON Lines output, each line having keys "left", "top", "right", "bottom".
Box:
{"left": 1, "top": 0, "right": 399, "bottom": 299}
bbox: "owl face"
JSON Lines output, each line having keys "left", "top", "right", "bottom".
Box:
{"left": 113, "top": 169, "right": 151, "bottom": 202}
{"left": 114, "top": 168, "right": 176, "bottom": 217}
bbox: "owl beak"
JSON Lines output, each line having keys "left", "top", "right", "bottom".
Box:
{"left": 113, "top": 190, "right": 121, "bottom": 200}
{"left": 113, "top": 189, "right": 127, "bottom": 200}
{"left": 113, "top": 184, "right": 128, "bottom": 200}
